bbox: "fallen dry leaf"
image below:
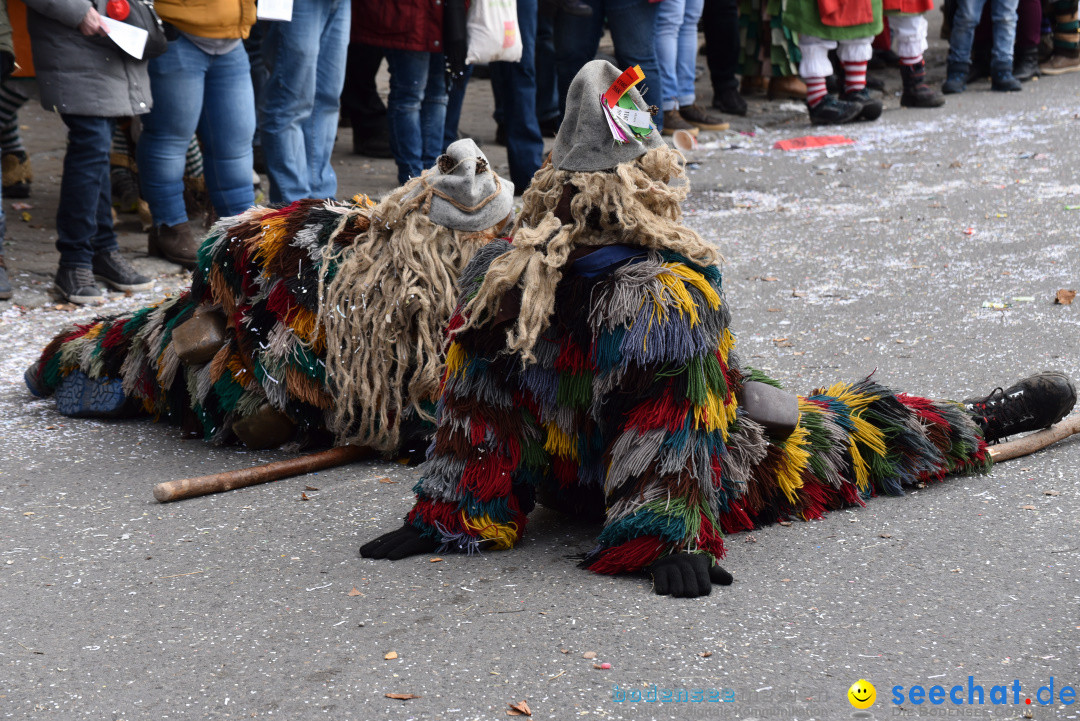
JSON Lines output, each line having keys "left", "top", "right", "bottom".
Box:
{"left": 582, "top": 651, "right": 597, "bottom": 659}
{"left": 879, "top": 533, "right": 893, "bottom": 538}
{"left": 507, "top": 699, "right": 532, "bottom": 716}
{"left": 305, "top": 485, "right": 319, "bottom": 491}
{"left": 1055, "top": 289, "right": 1076, "bottom": 305}
{"left": 429, "top": 557, "right": 443, "bottom": 563}
{"left": 348, "top": 587, "right": 362, "bottom": 596}
{"left": 300, "top": 492, "right": 310, "bottom": 501}
{"left": 559, "top": 649, "right": 569, "bottom": 654}
{"left": 384, "top": 651, "right": 398, "bottom": 660}
{"left": 949, "top": 160, "right": 962, "bottom": 168}
{"left": 777, "top": 520, "right": 792, "bottom": 527}
{"left": 385, "top": 693, "right": 419, "bottom": 700}
{"left": 1044, "top": 490, "right": 1060, "bottom": 496}
{"left": 1021, "top": 505, "right": 1037, "bottom": 510}
{"left": 378, "top": 478, "right": 397, "bottom": 484}
{"left": 700, "top": 651, "right": 713, "bottom": 658}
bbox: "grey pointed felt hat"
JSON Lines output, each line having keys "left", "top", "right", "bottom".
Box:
{"left": 406, "top": 138, "right": 514, "bottom": 232}
{"left": 552, "top": 59, "right": 665, "bottom": 172}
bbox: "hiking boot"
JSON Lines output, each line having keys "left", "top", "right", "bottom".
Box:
{"left": 0, "top": 255, "right": 11, "bottom": 300}
{"left": 963, "top": 372, "right": 1077, "bottom": 442}
{"left": 1, "top": 150, "right": 31, "bottom": 199}
{"left": 92, "top": 249, "right": 153, "bottom": 292}
{"left": 55, "top": 370, "right": 128, "bottom": 417}
{"left": 941, "top": 61, "right": 970, "bottom": 94}
{"left": 900, "top": 61, "right": 945, "bottom": 107}
{"left": 678, "top": 103, "right": 730, "bottom": 131}
{"left": 991, "top": 67, "right": 1022, "bottom": 91}
{"left": 767, "top": 75, "right": 807, "bottom": 100}
{"left": 660, "top": 110, "right": 699, "bottom": 137}
{"left": 1039, "top": 50, "right": 1080, "bottom": 75}
{"left": 148, "top": 222, "right": 198, "bottom": 269}
{"left": 1013, "top": 45, "right": 1041, "bottom": 81}
{"left": 711, "top": 86, "right": 748, "bottom": 116}
{"left": 808, "top": 94, "right": 862, "bottom": 125}
{"left": 839, "top": 88, "right": 883, "bottom": 121}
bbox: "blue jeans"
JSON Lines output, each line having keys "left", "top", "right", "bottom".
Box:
{"left": 948, "top": 0, "right": 1019, "bottom": 70}
{"left": 139, "top": 36, "right": 256, "bottom": 227}
{"left": 654, "top": 0, "right": 705, "bottom": 111}
{"left": 554, "top": 0, "right": 662, "bottom": 128}
{"left": 57, "top": 115, "right": 119, "bottom": 268}
{"left": 490, "top": 0, "right": 544, "bottom": 191}
{"left": 261, "top": 0, "right": 350, "bottom": 202}
{"left": 384, "top": 50, "right": 448, "bottom": 185}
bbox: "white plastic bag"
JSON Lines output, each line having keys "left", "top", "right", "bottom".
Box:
{"left": 465, "top": 0, "right": 522, "bottom": 65}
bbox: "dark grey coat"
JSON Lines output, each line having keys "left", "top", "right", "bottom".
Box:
{"left": 24, "top": 0, "right": 151, "bottom": 117}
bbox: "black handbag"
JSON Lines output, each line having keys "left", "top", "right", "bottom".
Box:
{"left": 93, "top": 0, "right": 169, "bottom": 59}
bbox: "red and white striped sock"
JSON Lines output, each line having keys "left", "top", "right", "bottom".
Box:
{"left": 900, "top": 53, "right": 923, "bottom": 66}
{"left": 843, "top": 60, "right": 868, "bottom": 92}
{"left": 805, "top": 77, "right": 828, "bottom": 107}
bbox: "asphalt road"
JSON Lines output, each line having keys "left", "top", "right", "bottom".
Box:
{"left": 3, "top": 51, "right": 1080, "bottom": 721}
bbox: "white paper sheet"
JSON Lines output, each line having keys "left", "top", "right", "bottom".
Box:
{"left": 101, "top": 17, "right": 148, "bottom": 60}
{"left": 257, "top": 0, "right": 293, "bottom": 22}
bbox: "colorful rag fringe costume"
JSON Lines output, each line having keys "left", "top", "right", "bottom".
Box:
{"left": 364, "top": 61, "right": 992, "bottom": 587}
{"left": 27, "top": 139, "right": 516, "bottom": 454}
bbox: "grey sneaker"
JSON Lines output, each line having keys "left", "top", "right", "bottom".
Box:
{"left": 92, "top": 249, "right": 153, "bottom": 291}
{"left": 54, "top": 266, "right": 104, "bottom": 305}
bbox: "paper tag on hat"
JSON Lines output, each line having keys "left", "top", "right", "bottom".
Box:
{"left": 600, "top": 94, "right": 629, "bottom": 143}
{"left": 610, "top": 103, "right": 652, "bottom": 135}
{"left": 601, "top": 65, "right": 645, "bottom": 108}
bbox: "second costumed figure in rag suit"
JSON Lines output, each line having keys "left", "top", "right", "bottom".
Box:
{"left": 25, "top": 140, "right": 515, "bottom": 457}
{"left": 361, "top": 60, "right": 1077, "bottom": 597}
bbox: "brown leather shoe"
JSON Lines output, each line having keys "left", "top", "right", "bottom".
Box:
{"left": 1039, "top": 51, "right": 1080, "bottom": 75}
{"left": 661, "top": 110, "right": 700, "bottom": 137}
{"left": 741, "top": 75, "right": 767, "bottom": 95}
{"left": 148, "top": 222, "right": 198, "bottom": 269}
{"left": 767, "top": 75, "right": 808, "bottom": 100}
{"left": 678, "top": 103, "right": 731, "bottom": 131}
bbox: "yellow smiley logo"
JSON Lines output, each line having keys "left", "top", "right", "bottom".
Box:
{"left": 848, "top": 679, "right": 876, "bottom": 709}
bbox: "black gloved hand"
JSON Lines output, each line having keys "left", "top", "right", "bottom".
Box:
{"left": 0, "top": 52, "right": 14, "bottom": 80}
{"left": 359, "top": 524, "right": 439, "bottom": 560}
{"left": 648, "top": 553, "right": 734, "bottom": 597}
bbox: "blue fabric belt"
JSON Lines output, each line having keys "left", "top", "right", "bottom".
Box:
{"left": 571, "top": 244, "right": 649, "bottom": 278}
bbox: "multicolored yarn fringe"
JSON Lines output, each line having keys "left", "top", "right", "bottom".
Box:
{"left": 29, "top": 198, "right": 374, "bottom": 444}
{"left": 404, "top": 245, "right": 992, "bottom": 572}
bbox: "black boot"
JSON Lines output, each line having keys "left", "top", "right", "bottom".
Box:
{"left": 942, "top": 61, "right": 970, "bottom": 94}
{"left": 900, "top": 61, "right": 946, "bottom": 107}
{"left": 1013, "top": 45, "right": 1041, "bottom": 81}
{"left": 839, "top": 88, "right": 883, "bottom": 121}
{"left": 991, "top": 64, "right": 1022, "bottom": 91}
{"left": 964, "top": 372, "right": 1077, "bottom": 442}
{"left": 807, "top": 94, "right": 862, "bottom": 125}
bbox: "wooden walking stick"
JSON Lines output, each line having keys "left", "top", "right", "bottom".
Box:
{"left": 153, "top": 445, "right": 371, "bottom": 502}
{"left": 988, "top": 414, "right": 1080, "bottom": 463}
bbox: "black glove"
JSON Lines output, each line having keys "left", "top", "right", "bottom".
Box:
{"left": 359, "top": 524, "right": 439, "bottom": 560}
{"left": 648, "top": 553, "right": 734, "bottom": 597}
{"left": 0, "top": 52, "right": 14, "bottom": 80}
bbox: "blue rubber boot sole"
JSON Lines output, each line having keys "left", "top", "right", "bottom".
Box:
{"left": 54, "top": 371, "right": 128, "bottom": 417}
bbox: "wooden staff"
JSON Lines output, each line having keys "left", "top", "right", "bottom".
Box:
{"left": 988, "top": 415, "right": 1080, "bottom": 462}
{"left": 153, "top": 445, "right": 370, "bottom": 502}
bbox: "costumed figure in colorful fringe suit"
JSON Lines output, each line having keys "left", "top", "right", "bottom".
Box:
{"left": 25, "top": 139, "right": 516, "bottom": 457}
{"left": 782, "top": 0, "right": 885, "bottom": 123}
{"left": 360, "top": 60, "right": 1077, "bottom": 597}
